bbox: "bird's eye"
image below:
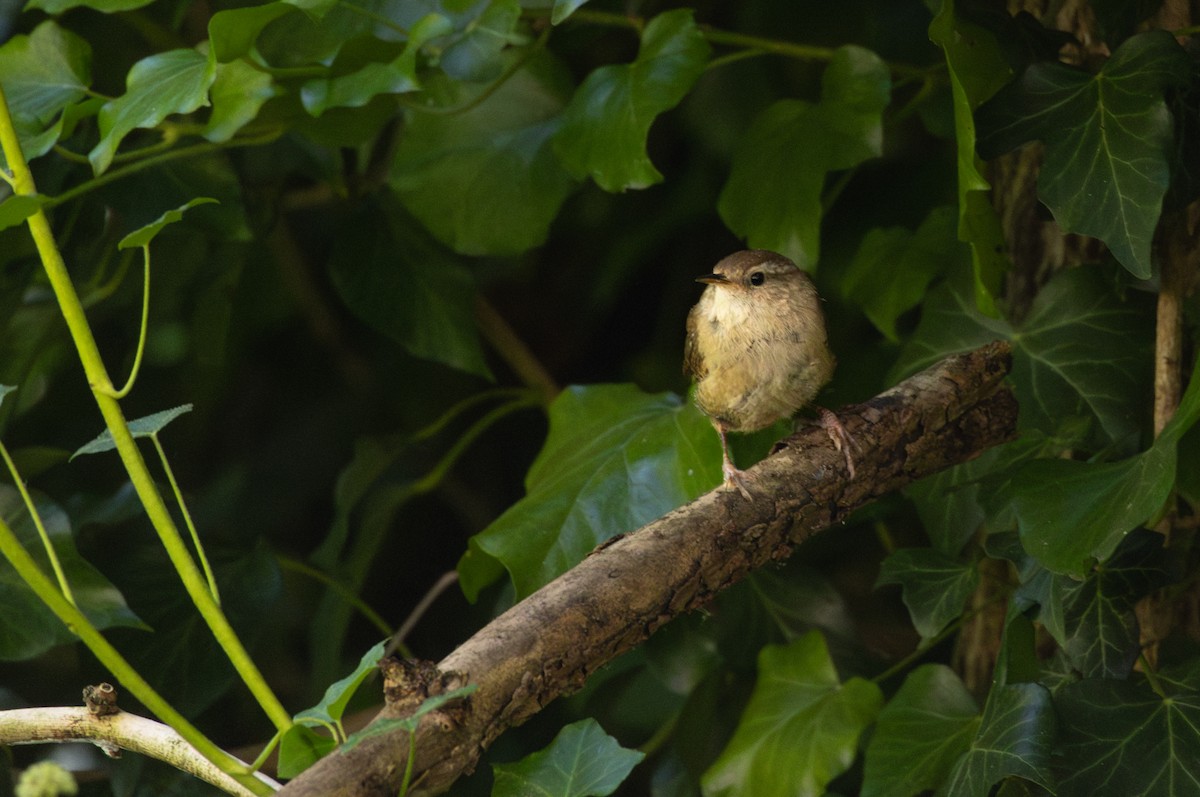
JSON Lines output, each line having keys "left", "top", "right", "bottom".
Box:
{"left": 749, "top": 272, "right": 765, "bottom": 286}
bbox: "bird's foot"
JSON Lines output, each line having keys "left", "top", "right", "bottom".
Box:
{"left": 722, "top": 462, "right": 755, "bottom": 501}
{"left": 817, "top": 407, "right": 857, "bottom": 479}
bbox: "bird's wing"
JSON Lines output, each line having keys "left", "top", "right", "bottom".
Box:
{"left": 683, "top": 305, "right": 706, "bottom": 379}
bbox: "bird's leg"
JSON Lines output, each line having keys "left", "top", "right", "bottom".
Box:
{"left": 713, "top": 420, "right": 754, "bottom": 500}
{"left": 817, "top": 407, "right": 857, "bottom": 479}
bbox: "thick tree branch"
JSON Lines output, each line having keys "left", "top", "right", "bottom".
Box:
{"left": 279, "top": 341, "right": 1017, "bottom": 797}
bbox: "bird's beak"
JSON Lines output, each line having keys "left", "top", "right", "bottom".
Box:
{"left": 696, "top": 273, "right": 729, "bottom": 285}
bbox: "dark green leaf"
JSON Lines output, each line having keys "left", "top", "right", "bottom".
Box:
{"left": 102, "top": 539, "right": 281, "bottom": 715}
{"left": 718, "top": 45, "right": 890, "bottom": 269}
{"left": 326, "top": 196, "right": 489, "bottom": 377}
{"left": 277, "top": 725, "right": 337, "bottom": 779}
{"left": 1056, "top": 676, "right": 1200, "bottom": 795}
{"left": 701, "top": 632, "right": 883, "bottom": 797}
{"left": 90, "top": 48, "right": 217, "bottom": 175}
{"left": 203, "top": 61, "right": 278, "bottom": 142}
{"left": 554, "top": 9, "right": 710, "bottom": 192}
{"left": 0, "top": 488, "right": 144, "bottom": 661}
{"left": 390, "top": 54, "right": 574, "bottom": 255}
{"left": 462, "top": 385, "right": 720, "bottom": 601}
{"left": 876, "top": 548, "right": 979, "bottom": 640}
{"left": 0, "top": 22, "right": 92, "bottom": 167}
{"left": 928, "top": 0, "right": 1012, "bottom": 315}
{"left": 861, "top": 665, "right": 979, "bottom": 797}
{"left": 492, "top": 718, "right": 645, "bottom": 797}
{"left": 894, "top": 267, "right": 1153, "bottom": 447}
{"left": 940, "top": 683, "right": 1056, "bottom": 795}
{"left": 207, "top": 0, "right": 335, "bottom": 63}
{"left": 1013, "top": 449, "right": 1171, "bottom": 577}
{"left": 976, "top": 31, "right": 1191, "bottom": 278}
{"left": 118, "top": 198, "right": 219, "bottom": 249}
{"left": 71, "top": 405, "right": 193, "bottom": 460}
{"left": 841, "top": 205, "right": 966, "bottom": 340}
{"left": 1054, "top": 530, "right": 1170, "bottom": 678}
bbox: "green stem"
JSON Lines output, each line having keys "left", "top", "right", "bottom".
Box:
{"left": 0, "top": 442, "right": 76, "bottom": 606}
{"left": 152, "top": 434, "right": 221, "bottom": 604}
{"left": 103, "top": 245, "right": 151, "bottom": 400}
{"left": 0, "top": 515, "right": 275, "bottom": 796}
{"left": 43, "top": 132, "right": 281, "bottom": 211}
{"left": 277, "top": 555, "right": 394, "bottom": 639}
{"left": 0, "top": 83, "right": 292, "bottom": 734}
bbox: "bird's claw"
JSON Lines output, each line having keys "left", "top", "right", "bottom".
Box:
{"left": 722, "top": 463, "right": 755, "bottom": 501}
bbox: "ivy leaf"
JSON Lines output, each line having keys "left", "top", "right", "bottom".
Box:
{"left": 702, "top": 632, "right": 882, "bottom": 797}
{"left": 208, "top": 0, "right": 336, "bottom": 63}
{"left": 1056, "top": 676, "right": 1200, "bottom": 795}
{"left": 841, "top": 205, "right": 966, "bottom": 341}
{"left": 203, "top": 60, "right": 278, "bottom": 142}
{"left": 492, "top": 719, "right": 645, "bottom": 797}
{"left": 71, "top": 405, "right": 194, "bottom": 460}
{"left": 279, "top": 640, "right": 387, "bottom": 777}
{"left": 0, "top": 487, "right": 145, "bottom": 660}
{"left": 89, "top": 47, "right": 217, "bottom": 176}
{"left": 976, "top": 31, "right": 1191, "bottom": 278}
{"left": 296, "top": 640, "right": 387, "bottom": 725}
{"left": 551, "top": 0, "right": 590, "bottom": 25}
{"left": 440, "top": 0, "right": 525, "bottom": 82}
{"left": 718, "top": 45, "right": 890, "bottom": 269}
{"left": 1056, "top": 531, "right": 1171, "bottom": 678}
{"left": 326, "top": 195, "right": 489, "bottom": 378}
{"left": 461, "top": 384, "right": 720, "bottom": 601}
{"left": 940, "top": 682, "right": 1056, "bottom": 795}
{"left": 118, "top": 198, "right": 219, "bottom": 249}
{"left": 390, "top": 54, "right": 574, "bottom": 256}
{"left": 894, "top": 266, "right": 1153, "bottom": 447}
{"left": 876, "top": 548, "right": 979, "bottom": 641}
{"left": 861, "top": 665, "right": 979, "bottom": 797}
{"left": 1013, "top": 354, "right": 1200, "bottom": 576}
{"left": 0, "top": 22, "right": 92, "bottom": 168}
{"left": 928, "top": 0, "right": 1012, "bottom": 315}
{"left": 300, "top": 15, "right": 452, "bottom": 116}
{"left": 554, "top": 9, "right": 710, "bottom": 192}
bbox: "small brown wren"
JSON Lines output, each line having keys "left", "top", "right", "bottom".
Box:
{"left": 684, "top": 249, "right": 854, "bottom": 498}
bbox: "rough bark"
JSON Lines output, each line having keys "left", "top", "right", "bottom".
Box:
{"left": 277, "top": 341, "right": 1017, "bottom": 797}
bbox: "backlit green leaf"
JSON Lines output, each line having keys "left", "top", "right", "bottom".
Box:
{"left": 876, "top": 548, "right": 979, "bottom": 640}
{"left": 462, "top": 384, "right": 720, "bottom": 601}
{"left": 277, "top": 725, "right": 336, "bottom": 779}
{"left": 940, "top": 683, "right": 1056, "bottom": 795}
{"left": 203, "top": 61, "right": 278, "bottom": 142}
{"left": 23, "top": 0, "right": 154, "bottom": 13}
{"left": 976, "top": 31, "right": 1191, "bottom": 278}
{"left": 89, "top": 48, "right": 217, "bottom": 175}
{"left": 862, "top": 665, "right": 979, "bottom": 797}
{"left": 391, "top": 53, "right": 573, "bottom": 255}
{"left": 0, "top": 196, "right": 47, "bottom": 232}
{"left": 928, "top": 0, "right": 1011, "bottom": 315}
{"left": 0, "top": 22, "right": 91, "bottom": 168}
{"left": 296, "top": 640, "right": 387, "bottom": 725}
{"left": 326, "top": 195, "right": 488, "bottom": 377}
{"left": 492, "top": 718, "right": 644, "bottom": 797}
{"left": 718, "top": 45, "right": 890, "bottom": 269}
{"left": 701, "top": 632, "right": 883, "bottom": 797}
{"left": 554, "top": 9, "right": 710, "bottom": 192}
{"left": 1056, "top": 676, "right": 1200, "bottom": 795}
